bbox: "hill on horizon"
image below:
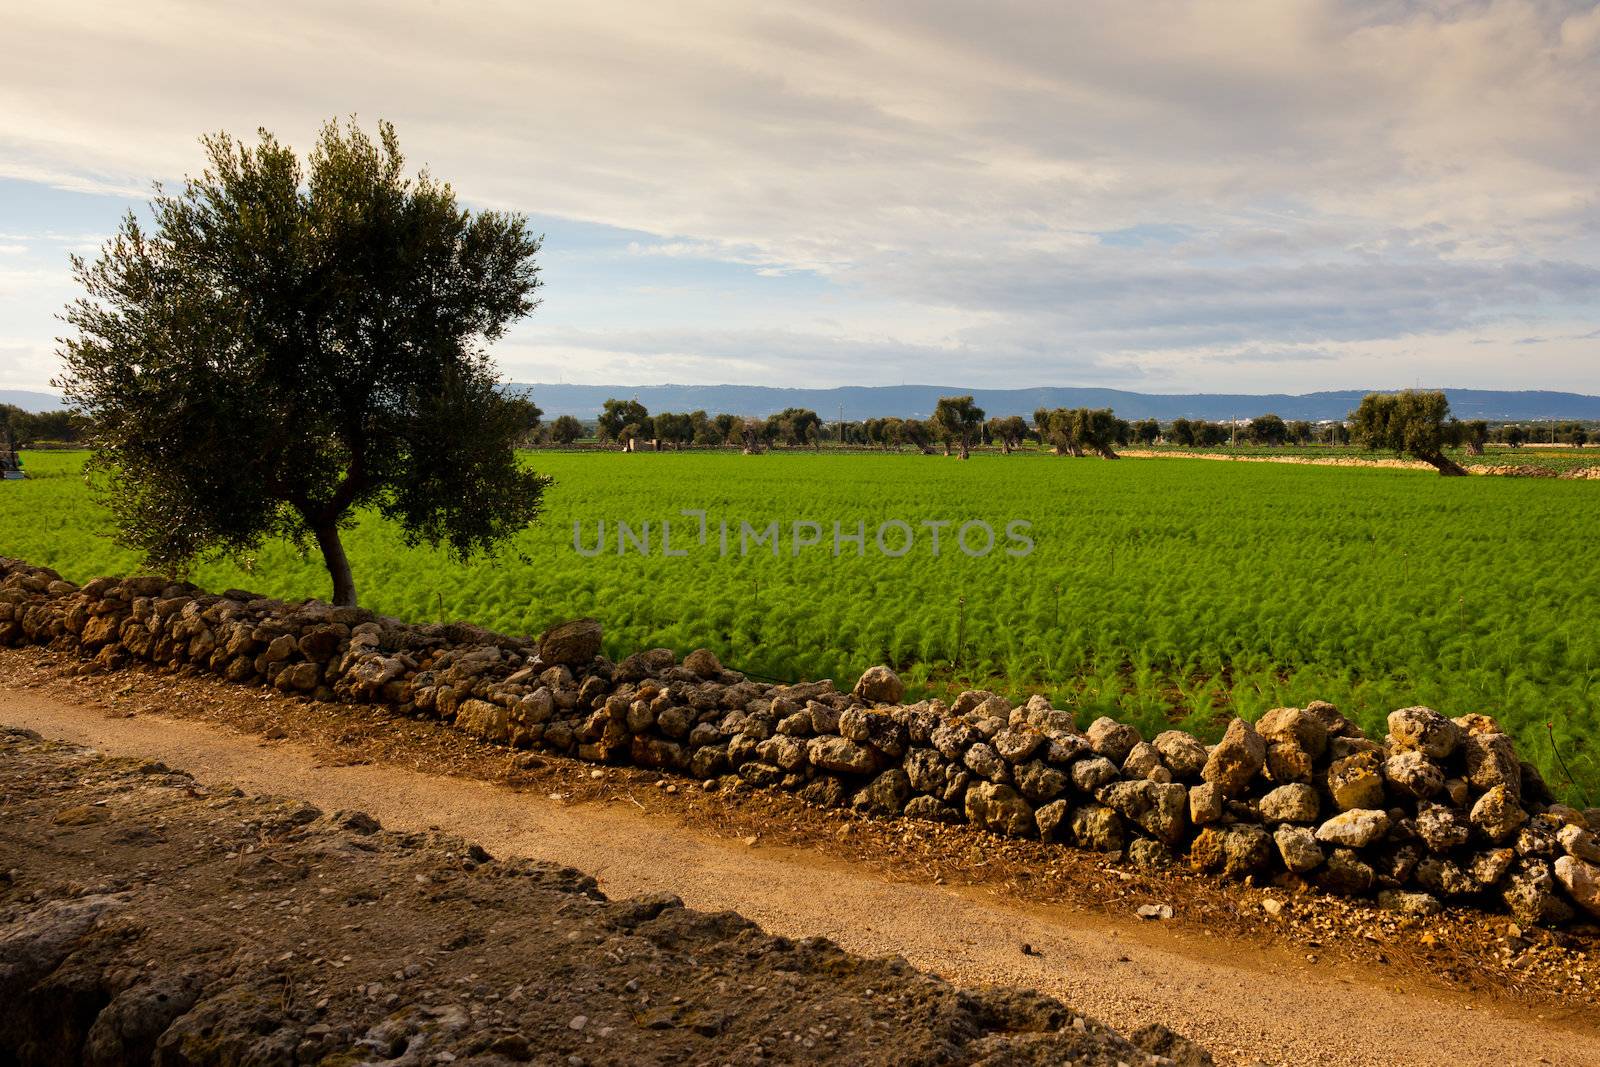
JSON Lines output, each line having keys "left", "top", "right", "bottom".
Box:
{"left": 0, "top": 390, "right": 70, "bottom": 413}
{"left": 9, "top": 383, "right": 1599, "bottom": 422}
{"left": 507, "top": 384, "right": 1600, "bottom": 423}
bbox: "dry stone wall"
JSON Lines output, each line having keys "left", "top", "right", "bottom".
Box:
{"left": 3, "top": 556, "right": 1598, "bottom": 927}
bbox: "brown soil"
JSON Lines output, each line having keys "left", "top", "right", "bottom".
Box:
{"left": 2, "top": 731, "right": 1204, "bottom": 1066}
{"left": 3, "top": 648, "right": 1598, "bottom": 1066}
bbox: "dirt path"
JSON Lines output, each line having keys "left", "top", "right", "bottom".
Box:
{"left": 5, "top": 688, "right": 1595, "bottom": 1067}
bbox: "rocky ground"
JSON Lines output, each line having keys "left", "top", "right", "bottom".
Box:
{"left": 0, "top": 725, "right": 1213, "bottom": 1066}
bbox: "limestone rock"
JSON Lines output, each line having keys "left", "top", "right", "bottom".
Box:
{"left": 1190, "top": 824, "right": 1273, "bottom": 879}
{"left": 1014, "top": 760, "right": 1069, "bottom": 805}
{"left": 993, "top": 727, "right": 1044, "bottom": 763}
{"left": 1034, "top": 798, "right": 1071, "bottom": 842}
{"left": 1503, "top": 861, "right": 1566, "bottom": 925}
{"left": 1470, "top": 847, "right": 1516, "bottom": 887}
{"left": 1326, "top": 752, "right": 1386, "bottom": 811}
{"left": 1386, "top": 706, "right": 1462, "bottom": 759}
{"left": 1188, "top": 782, "right": 1223, "bottom": 826}
{"left": 1315, "top": 809, "right": 1391, "bottom": 849}
{"left": 1462, "top": 731, "right": 1521, "bottom": 800}
{"left": 853, "top": 769, "right": 912, "bottom": 815}
{"left": 1085, "top": 717, "right": 1141, "bottom": 763}
{"left": 1258, "top": 706, "right": 1328, "bottom": 784}
{"left": 1554, "top": 855, "right": 1600, "bottom": 919}
{"left": 1273, "top": 825, "right": 1324, "bottom": 873}
{"left": 1415, "top": 803, "right": 1472, "bottom": 853}
{"left": 1384, "top": 751, "right": 1445, "bottom": 800}
{"left": 1200, "top": 718, "right": 1265, "bottom": 798}
{"left": 538, "top": 618, "right": 602, "bottom": 668}
{"left": 1128, "top": 839, "right": 1174, "bottom": 870}
{"left": 806, "top": 737, "right": 877, "bottom": 775}
{"left": 1377, "top": 889, "right": 1442, "bottom": 917}
{"left": 1559, "top": 824, "right": 1600, "bottom": 864}
{"left": 962, "top": 742, "right": 1008, "bottom": 782}
{"left": 951, "top": 689, "right": 999, "bottom": 716}
{"left": 1100, "top": 780, "right": 1188, "bottom": 844}
{"left": 1070, "top": 756, "right": 1119, "bottom": 794}
{"left": 1069, "top": 803, "right": 1124, "bottom": 851}
{"left": 683, "top": 648, "right": 723, "bottom": 679}
{"left": 455, "top": 699, "right": 511, "bottom": 743}
{"left": 1469, "top": 785, "right": 1527, "bottom": 844}
{"left": 852, "top": 665, "right": 903, "bottom": 704}
{"left": 1416, "top": 857, "right": 1477, "bottom": 898}
{"left": 1152, "top": 730, "right": 1208, "bottom": 779}
{"left": 1259, "top": 783, "right": 1319, "bottom": 824}
{"left": 1315, "top": 848, "right": 1375, "bottom": 895}
{"left": 903, "top": 795, "right": 961, "bottom": 823}
{"left": 1121, "top": 741, "right": 1165, "bottom": 780}
{"left": 964, "top": 782, "right": 1034, "bottom": 838}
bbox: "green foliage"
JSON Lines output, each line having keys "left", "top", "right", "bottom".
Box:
{"left": 765, "top": 408, "right": 822, "bottom": 448}
{"left": 54, "top": 118, "right": 550, "bottom": 606}
{"left": 0, "top": 405, "right": 89, "bottom": 447}
{"left": 549, "top": 415, "right": 585, "bottom": 445}
{"left": 932, "top": 396, "right": 985, "bottom": 457}
{"left": 1247, "top": 414, "right": 1289, "bottom": 446}
{"left": 1043, "top": 407, "right": 1121, "bottom": 458}
{"left": 1350, "top": 390, "right": 1466, "bottom": 475}
{"left": 6, "top": 450, "right": 1598, "bottom": 802}
{"left": 598, "top": 399, "right": 649, "bottom": 443}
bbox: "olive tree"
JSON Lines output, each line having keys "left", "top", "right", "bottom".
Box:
{"left": 933, "top": 395, "right": 985, "bottom": 459}
{"left": 549, "top": 415, "right": 584, "bottom": 445}
{"left": 1043, "top": 407, "right": 1121, "bottom": 458}
{"left": 1247, "top": 414, "right": 1289, "bottom": 446}
{"left": 598, "top": 398, "right": 650, "bottom": 448}
{"left": 58, "top": 119, "right": 551, "bottom": 607}
{"left": 1349, "top": 390, "right": 1468, "bottom": 476}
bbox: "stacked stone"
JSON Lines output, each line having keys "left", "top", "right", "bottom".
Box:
{"left": 2, "top": 556, "right": 1597, "bottom": 926}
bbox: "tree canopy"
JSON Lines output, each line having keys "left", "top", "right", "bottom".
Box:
{"left": 597, "top": 399, "right": 650, "bottom": 446}
{"left": 57, "top": 119, "right": 551, "bottom": 606}
{"left": 1246, "top": 414, "right": 1288, "bottom": 446}
{"left": 1349, "top": 390, "right": 1467, "bottom": 475}
{"left": 1042, "top": 407, "right": 1121, "bottom": 458}
{"left": 932, "top": 395, "right": 985, "bottom": 458}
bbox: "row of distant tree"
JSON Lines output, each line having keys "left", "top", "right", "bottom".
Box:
{"left": 0, "top": 404, "right": 90, "bottom": 447}
{"left": 11, "top": 391, "right": 1591, "bottom": 462}
{"left": 511, "top": 394, "right": 1592, "bottom": 460}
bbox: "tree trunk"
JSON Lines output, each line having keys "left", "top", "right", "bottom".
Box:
{"left": 1097, "top": 446, "right": 1120, "bottom": 459}
{"left": 312, "top": 522, "right": 357, "bottom": 607}
{"left": 1468, "top": 441, "right": 1484, "bottom": 455}
{"left": 1422, "top": 451, "right": 1469, "bottom": 476}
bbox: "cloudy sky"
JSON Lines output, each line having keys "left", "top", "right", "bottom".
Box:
{"left": 3, "top": 0, "right": 1599, "bottom": 394}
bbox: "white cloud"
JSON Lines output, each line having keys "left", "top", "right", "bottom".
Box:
{"left": 1, "top": 0, "right": 1597, "bottom": 391}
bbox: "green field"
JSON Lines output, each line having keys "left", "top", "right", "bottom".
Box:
{"left": 1133, "top": 442, "right": 1600, "bottom": 472}
{"left": 4, "top": 449, "right": 1598, "bottom": 802}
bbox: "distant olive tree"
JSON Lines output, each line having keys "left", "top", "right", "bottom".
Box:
{"left": 765, "top": 407, "right": 821, "bottom": 449}
{"left": 986, "top": 414, "right": 1029, "bottom": 453}
{"left": 1043, "top": 407, "right": 1122, "bottom": 458}
{"left": 1349, "top": 390, "right": 1468, "bottom": 476}
{"left": 57, "top": 119, "right": 551, "bottom": 607}
{"left": 933, "top": 395, "right": 985, "bottom": 459}
{"left": 549, "top": 414, "right": 584, "bottom": 445}
{"left": 1247, "top": 414, "right": 1289, "bottom": 446}
{"left": 598, "top": 399, "right": 649, "bottom": 448}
